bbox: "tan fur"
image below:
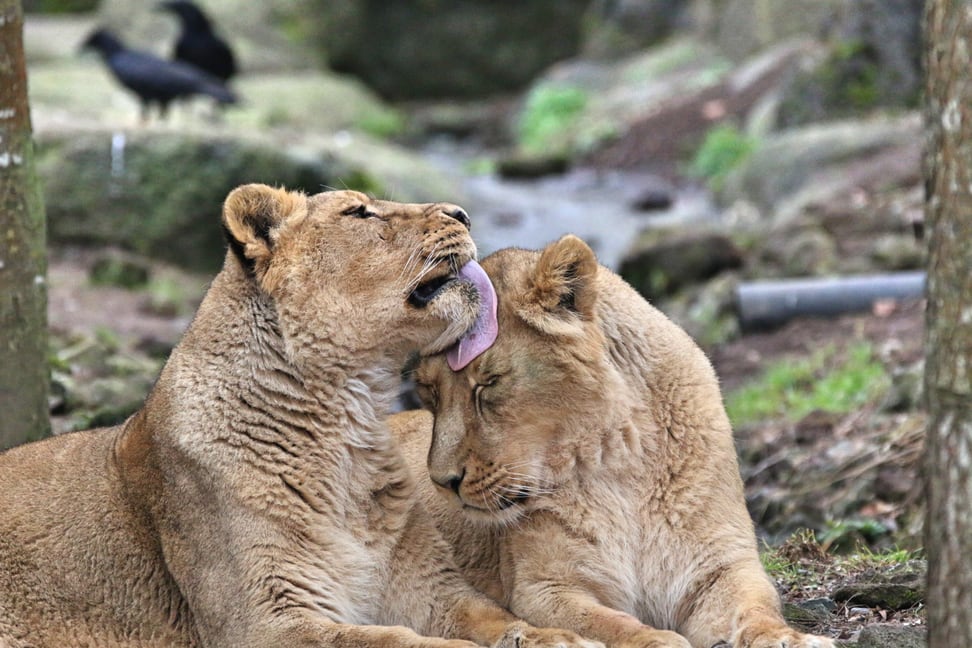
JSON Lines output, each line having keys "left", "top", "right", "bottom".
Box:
{"left": 0, "top": 188, "right": 599, "bottom": 648}
{"left": 394, "top": 235, "right": 836, "bottom": 648}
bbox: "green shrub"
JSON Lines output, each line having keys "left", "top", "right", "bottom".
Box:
{"left": 517, "top": 84, "right": 588, "bottom": 154}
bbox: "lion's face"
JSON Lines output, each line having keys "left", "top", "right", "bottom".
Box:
{"left": 222, "top": 184, "right": 491, "bottom": 366}
{"left": 416, "top": 235, "right": 620, "bottom": 524}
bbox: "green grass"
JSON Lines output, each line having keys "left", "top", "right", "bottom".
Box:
{"left": 688, "top": 123, "right": 755, "bottom": 190}
{"left": 516, "top": 84, "right": 588, "bottom": 154}
{"left": 762, "top": 528, "right": 918, "bottom": 585}
{"left": 726, "top": 344, "right": 890, "bottom": 427}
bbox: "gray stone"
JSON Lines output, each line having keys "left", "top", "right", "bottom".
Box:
{"left": 89, "top": 251, "right": 151, "bottom": 289}
{"left": 706, "top": 0, "right": 845, "bottom": 61}
{"left": 721, "top": 115, "right": 921, "bottom": 223}
{"left": 620, "top": 227, "right": 743, "bottom": 301}
{"left": 37, "top": 129, "right": 337, "bottom": 272}
{"left": 518, "top": 38, "right": 731, "bottom": 163}
{"left": 869, "top": 234, "right": 925, "bottom": 272}
{"left": 307, "top": 0, "right": 591, "bottom": 99}
{"left": 855, "top": 624, "right": 925, "bottom": 648}
{"left": 581, "top": 0, "right": 691, "bottom": 59}
{"left": 778, "top": 0, "right": 924, "bottom": 126}
{"left": 37, "top": 126, "right": 464, "bottom": 272}
{"left": 833, "top": 560, "right": 926, "bottom": 610}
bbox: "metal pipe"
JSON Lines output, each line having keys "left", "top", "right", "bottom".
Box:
{"left": 735, "top": 272, "right": 925, "bottom": 331}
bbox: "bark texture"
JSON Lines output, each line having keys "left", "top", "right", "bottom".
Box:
{"left": 924, "top": 0, "right": 972, "bottom": 644}
{"left": 0, "top": 0, "right": 49, "bottom": 448}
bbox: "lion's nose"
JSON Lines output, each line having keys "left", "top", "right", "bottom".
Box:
{"left": 431, "top": 467, "right": 465, "bottom": 494}
{"left": 443, "top": 206, "right": 470, "bottom": 228}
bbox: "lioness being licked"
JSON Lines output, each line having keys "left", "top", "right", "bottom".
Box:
{"left": 393, "top": 235, "right": 836, "bottom": 648}
{"left": 0, "top": 186, "right": 599, "bottom": 648}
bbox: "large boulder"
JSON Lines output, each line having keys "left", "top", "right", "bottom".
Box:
{"left": 36, "top": 128, "right": 336, "bottom": 272}
{"left": 690, "top": 0, "right": 923, "bottom": 123}
{"left": 307, "top": 0, "right": 591, "bottom": 99}
{"left": 777, "top": 0, "right": 924, "bottom": 125}
{"left": 531, "top": 37, "right": 807, "bottom": 172}
{"left": 507, "top": 38, "right": 732, "bottom": 165}
{"left": 700, "top": 0, "right": 845, "bottom": 61}
{"left": 720, "top": 114, "right": 921, "bottom": 223}
{"left": 619, "top": 226, "right": 744, "bottom": 301}
{"left": 37, "top": 126, "right": 464, "bottom": 273}
{"left": 581, "top": 0, "right": 692, "bottom": 60}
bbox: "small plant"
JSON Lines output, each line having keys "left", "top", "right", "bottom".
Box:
{"left": 818, "top": 518, "right": 889, "bottom": 552}
{"left": 847, "top": 544, "right": 918, "bottom": 567}
{"left": 689, "top": 123, "right": 755, "bottom": 190}
{"left": 356, "top": 109, "right": 406, "bottom": 139}
{"left": 726, "top": 344, "right": 890, "bottom": 427}
{"left": 145, "top": 276, "right": 188, "bottom": 318}
{"left": 517, "top": 84, "right": 588, "bottom": 154}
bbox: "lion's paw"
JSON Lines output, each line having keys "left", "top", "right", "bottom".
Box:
{"left": 736, "top": 627, "right": 835, "bottom": 648}
{"left": 492, "top": 623, "right": 604, "bottom": 648}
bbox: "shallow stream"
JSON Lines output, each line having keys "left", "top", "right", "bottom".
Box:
{"left": 420, "top": 139, "right": 720, "bottom": 270}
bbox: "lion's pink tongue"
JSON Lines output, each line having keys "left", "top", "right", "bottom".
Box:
{"left": 446, "top": 260, "right": 498, "bottom": 371}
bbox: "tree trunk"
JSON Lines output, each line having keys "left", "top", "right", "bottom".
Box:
{"left": 924, "top": 0, "right": 972, "bottom": 644}
{"left": 0, "top": 0, "right": 49, "bottom": 449}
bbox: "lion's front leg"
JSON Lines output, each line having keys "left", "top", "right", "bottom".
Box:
{"left": 450, "top": 597, "right": 605, "bottom": 648}
{"left": 384, "top": 511, "right": 601, "bottom": 648}
{"left": 510, "top": 583, "right": 691, "bottom": 648}
{"left": 677, "top": 562, "right": 835, "bottom": 648}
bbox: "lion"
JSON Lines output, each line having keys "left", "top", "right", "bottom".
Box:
{"left": 0, "top": 186, "right": 599, "bottom": 648}
{"left": 393, "top": 235, "right": 837, "bottom": 648}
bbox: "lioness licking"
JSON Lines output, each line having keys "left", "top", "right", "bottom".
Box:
{"left": 0, "top": 186, "right": 598, "bottom": 648}
{"left": 394, "top": 235, "right": 836, "bottom": 648}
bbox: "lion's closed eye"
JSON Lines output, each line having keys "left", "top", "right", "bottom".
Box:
{"left": 342, "top": 204, "right": 378, "bottom": 219}
{"left": 473, "top": 375, "right": 501, "bottom": 416}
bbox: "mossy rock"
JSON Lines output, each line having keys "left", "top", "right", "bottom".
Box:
{"left": 305, "top": 0, "right": 591, "bottom": 99}
{"left": 89, "top": 252, "right": 151, "bottom": 289}
{"left": 833, "top": 560, "right": 926, "bottom": 610}
{"left": 619, "top": 227, "right": 743, "bottom": 301}
{"left": 37, "top": 129, "right": 339, "bottom": 272}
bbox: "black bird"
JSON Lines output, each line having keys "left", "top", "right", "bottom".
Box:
{"left": 157, "top": 0, "right": 237, "bottom": 82}
{"left": 82, "top": 29, "right": 237, "bottom": 121}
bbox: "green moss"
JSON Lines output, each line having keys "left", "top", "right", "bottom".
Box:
{"left": 726, "top": 344, "right": 890, "bottom": 427}
{"left": 39, "top": 133, "right": 335, "bottom": 272}
{"left": 22, "top": 0, "right": 97, "bottom": 13}
{"left": 356, "top": 108, "right": 407, "bottom": 139}
{"left": 825, "top": 41, "right": 880, "bottom": 110}
{"left": 89, "top": 256, "right": 150, "bottom": 290}
{"left": 517, "top": 84, "right": 588, "bottom": 154}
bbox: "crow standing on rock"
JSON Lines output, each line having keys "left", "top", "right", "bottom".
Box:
{"left": 82, "top": 28, "right": 237, "bottom": 121}
{"left": 157, "top": 0, "right": 237, "bottom": 82}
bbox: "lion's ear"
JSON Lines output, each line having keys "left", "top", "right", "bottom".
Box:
{"left": 519, "top": 235, "right": 598, "bottom": 335}
{"left": 221, "top": 183, "right": 306, "bottom": 273}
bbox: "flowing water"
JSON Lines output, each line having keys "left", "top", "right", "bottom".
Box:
{"left": 421, "top": 139, "right": 720, "bottom": 270}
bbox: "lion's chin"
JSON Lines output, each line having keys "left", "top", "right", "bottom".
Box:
{"left": 418, "top": 281, "right": 482, "bottom": 356}
{"left": 456, "top": 498, "right": 529, "bottom": 527}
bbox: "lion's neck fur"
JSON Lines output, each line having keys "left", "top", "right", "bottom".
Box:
{"left": 138, "top": 264, "right": 410, "bottom": 499}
